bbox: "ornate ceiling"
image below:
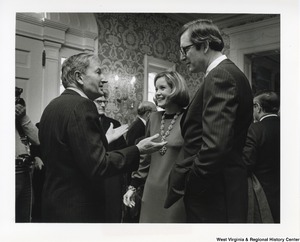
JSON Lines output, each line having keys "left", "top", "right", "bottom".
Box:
{"left": 163, "top": 13, "right": 279, "bottom": 29}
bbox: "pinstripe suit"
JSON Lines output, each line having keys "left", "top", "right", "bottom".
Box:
{"left": 39, "top": 89, "right": 140, "bottom": 222}
{"left": 167, "top": 59, "right": 253, "bottom": 222}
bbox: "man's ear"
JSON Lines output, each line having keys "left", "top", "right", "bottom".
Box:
{"left": 145, "top": 111, "right": 150, "bottom": 119}
{"left": 257, "top": 105, "right": 262, "bottom": 114}
{"left": 75, "top": 71, "right": 84, "bottom": 85}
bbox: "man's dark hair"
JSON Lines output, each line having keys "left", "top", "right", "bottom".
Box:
{"left": 254, "top": 90, "right": 280, "bottom": 114}
{"left": 178, "top": 19, "right": 224, "bottom": 51}
{"left": 137, "top": 101, "right": 156, "bottom": 116}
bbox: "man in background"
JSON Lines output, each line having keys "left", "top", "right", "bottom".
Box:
{"left": 126, "top": 101, "right": 157, "bottom": 146}
{"left": 123, "top": 101, "right": 156, "bottom": 223}
{"left": 15, "top": 87, "right": 40, "bottom": 222}
{"left": 243, "top": 90, "right": 280, "bottom": 223}
{"left": 94, "top": 91, "right": 127, "bottom": 222}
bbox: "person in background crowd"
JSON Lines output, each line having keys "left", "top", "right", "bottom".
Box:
{"left": 123, "top": 101, "right": 157, "bottom": 223}
{"left": 243, "top": 90, "right": 280, "bottom": 223}
{"left": 126, "top": 101, "right": 157, "bottom": 146}
{"left": 30, "top": 122, "right": 45, "bottom": 223}
{"left": 38, "top": 53, "right": 167, "bottom": 222}
{"left": 123, "top": 71, "right": 189, "bottom": 222}
{"left": 15, "top": 87, "right": 41, "bottom": 222}
{"left": 166, "top": 19, "right": 253, "bottom": 223}
{"left": 94, "top": 91, "right": 128, "bottom": 223}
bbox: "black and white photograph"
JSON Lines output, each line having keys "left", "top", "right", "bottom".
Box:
{"left": 1, "top": 0, "right": 299, "bottom": 241}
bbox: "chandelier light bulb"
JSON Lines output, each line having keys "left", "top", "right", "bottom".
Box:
{"left": 130, "top": 76, "right": 136, "bottom": 85}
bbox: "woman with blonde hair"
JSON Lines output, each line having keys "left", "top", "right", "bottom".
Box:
{"left": 123, "top": 71, "right": 189, "bottom": 222}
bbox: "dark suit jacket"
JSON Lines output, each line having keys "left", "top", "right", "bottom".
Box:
{"left": 99, "top": 115, "right": 127, "bottom": 222}
{"left": 126, "top": 117, "right": 146, "bottom": 145}
{"left": 38, "top": 89, "right": 140, "bottom": 222}
{"left": 243, "top": 116, "right": 280, "bottom": 222}
{"left": 167, "top": 59, "right": 253, "bottom": 223}
{"left": 99, "top": 115, "right": 127, "bottom": 151}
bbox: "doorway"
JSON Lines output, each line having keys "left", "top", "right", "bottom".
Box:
{"left": 245, "top": 49, "right": 280, "bottom": 96}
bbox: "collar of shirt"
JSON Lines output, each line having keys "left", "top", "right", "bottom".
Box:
{"left": 138, "top": 116, "right": 146, "bottom": 126}
{"left": 66, "top": 87, "right": 89, "bottom": 99}
{"left": 205, "top": 55, "right": 227, "bottom": 77}
{"left": 259, "top": 114, "right": 278, "bottom": 121}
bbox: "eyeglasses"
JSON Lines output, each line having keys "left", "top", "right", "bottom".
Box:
{"left": 95, "top": 100, "right": 108, "bottom": 104}
{"left": 180, "top": 44, "right": 195, "bottom": 57}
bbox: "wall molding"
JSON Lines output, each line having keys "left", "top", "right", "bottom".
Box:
{"left": 223, "top": 16, "right": 280, "bottom": 76}
{"left": 223, "top": 16, "right": 280, "bottom": 36}
{"left": 16, "top": 13, "right": 97, "bottom": 51}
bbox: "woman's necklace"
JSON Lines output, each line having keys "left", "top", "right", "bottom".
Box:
{"left": 159, "top": 112, "right": 181, "bottom": 156}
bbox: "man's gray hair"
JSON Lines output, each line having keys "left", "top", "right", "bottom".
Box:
{"left": 61, "top": 53, "right": 98, "bottom": 88}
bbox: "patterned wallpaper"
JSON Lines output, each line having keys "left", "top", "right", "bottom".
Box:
{"left": 95, "top": 13, "right": 229, "bottom": 125}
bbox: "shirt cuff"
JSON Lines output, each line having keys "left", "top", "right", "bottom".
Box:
{"left": 20, "top": 115, "right": 31, "bottom": 126}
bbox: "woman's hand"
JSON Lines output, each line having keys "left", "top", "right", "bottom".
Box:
{"left": 123, "top": 189, "right": 136, "bottom": 208}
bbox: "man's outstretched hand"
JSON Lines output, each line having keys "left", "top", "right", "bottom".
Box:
{"left": 136, "top": 134, "right": 167, "bottom": 154}
{"left": 105, "top": 123, "right": 128, "bottom": 144}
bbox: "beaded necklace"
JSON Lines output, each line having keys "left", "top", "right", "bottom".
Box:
{"left": 159, "top": 112, "right": 181, "bottom": 156}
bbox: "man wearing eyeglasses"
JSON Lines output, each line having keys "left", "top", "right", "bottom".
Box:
{"left": 166, "top": 19, "right": 253, "bottom": 223}
{"left": 94, "top": 91, "right": 128, "bottom": 223}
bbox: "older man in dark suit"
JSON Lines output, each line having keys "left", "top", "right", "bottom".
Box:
{"left": 38, "top": 53, "right": 166, "bottom": 222}
{"left": 166, "top": 19, "right": 253, "bottom": 223}
{"left": 243, "top": 90, "right": 280, "bottom": 223}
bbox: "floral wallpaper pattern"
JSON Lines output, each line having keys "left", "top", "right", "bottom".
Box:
{"left": 95, "top": 13, "right": 229, "bottom": 125}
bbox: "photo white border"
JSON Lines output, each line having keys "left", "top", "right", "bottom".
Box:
{"left": 1, "top": 0, "right": 299, "bottom": 241}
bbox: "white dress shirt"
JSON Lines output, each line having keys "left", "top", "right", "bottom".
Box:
{"left": 205, "top": 55, "right": 227, "bottom": 77}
